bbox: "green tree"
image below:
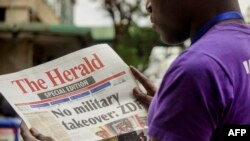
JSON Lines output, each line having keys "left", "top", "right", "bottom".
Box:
{"left": 116, "top": 25, "right": 159, "bottom": 69}
{"left": 101, "top": 0, "right": 160, "bottom": 68}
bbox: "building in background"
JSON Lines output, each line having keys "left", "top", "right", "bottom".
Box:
{"left": 0, "top": 0, "right": 114, "bottom": 75}
{"left": 0, "top": 0, "right": 81, "bottom": 74}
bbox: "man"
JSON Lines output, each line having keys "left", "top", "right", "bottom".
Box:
{"left": 21, "top": 0, "right": 250, "bottom": 141}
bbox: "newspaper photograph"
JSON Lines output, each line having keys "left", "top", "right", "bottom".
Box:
{"left": 0, "top": 44, "right": 148, "bottom": 141}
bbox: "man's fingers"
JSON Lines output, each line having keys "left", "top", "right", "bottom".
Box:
{"left": 20, "top": 121, "right": 38, "bottom": 141}
{"left": 20, "top": 122, "right": 30, "bottom": 139}
{"left": 30, "top": 128, "right": 43, "bottom": 139}
{"left": 130, "top": 66, "right": 156, "bottom": 96}
{"left": 133, "top": 87, "right": 152, "bottom": 106}
{"left": 30, "top": 128, "right": 54, "bottom": 141}
{"left": 133, "top": 87, "right": 143, "bottom": 94}
{"left": 20, "top": 121, "right": 29, "bottom": 134}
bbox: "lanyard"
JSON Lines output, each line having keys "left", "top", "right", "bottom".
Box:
{"left": 191, "top": 11, "right": 244, "bottom": 44}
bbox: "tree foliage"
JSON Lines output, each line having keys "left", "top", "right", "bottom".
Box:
{"left": 116, "top": 25, "right": 159, "bottom": 69}
{"left": 101, "top": 0, "right": 160, "bottom": 69}
{"left": 103, "top": 0, "right": 142, "bottom": 48}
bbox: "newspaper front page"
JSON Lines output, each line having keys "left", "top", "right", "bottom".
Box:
{"left": 0, "top": 44, "right": 148, "bottom": 141}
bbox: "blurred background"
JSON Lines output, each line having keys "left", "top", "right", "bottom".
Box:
{"left": 0, "top": 0, "right": 249, "bottom": 140}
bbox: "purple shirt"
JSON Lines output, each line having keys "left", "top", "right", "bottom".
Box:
{"left": 148, "top": 23, "right": 250, "bottom": 141}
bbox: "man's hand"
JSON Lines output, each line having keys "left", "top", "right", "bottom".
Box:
{"left": 130, "top": 66, "right": 157, "bottom": 108}
{"left": 20, "top": 121, "right": 55, "bottom": 141}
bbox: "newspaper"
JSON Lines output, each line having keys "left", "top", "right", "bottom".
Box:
{"left": 0, "top": 44, "right": 148, "bottom": 141}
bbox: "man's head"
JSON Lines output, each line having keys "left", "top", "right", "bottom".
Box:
{"left": 146, "top": 0, "right": 241, "bottom": 45}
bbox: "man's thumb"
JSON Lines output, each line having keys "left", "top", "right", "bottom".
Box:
{"left": 133, "top": 88, "right": 152, "bottom": 106}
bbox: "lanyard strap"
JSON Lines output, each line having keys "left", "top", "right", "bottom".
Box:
{"left": 191, "top": 11, "right": 244, "bottom": 44}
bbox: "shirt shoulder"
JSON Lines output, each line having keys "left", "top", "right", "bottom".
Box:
{"left": 185, "top": 23, "right": 250, "bottom": 87}
{"left": 189, "top": 23, "right": 250, "bottom": 58}
{"left": 166, "top": 49, "right": 223, "bottom": 79}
